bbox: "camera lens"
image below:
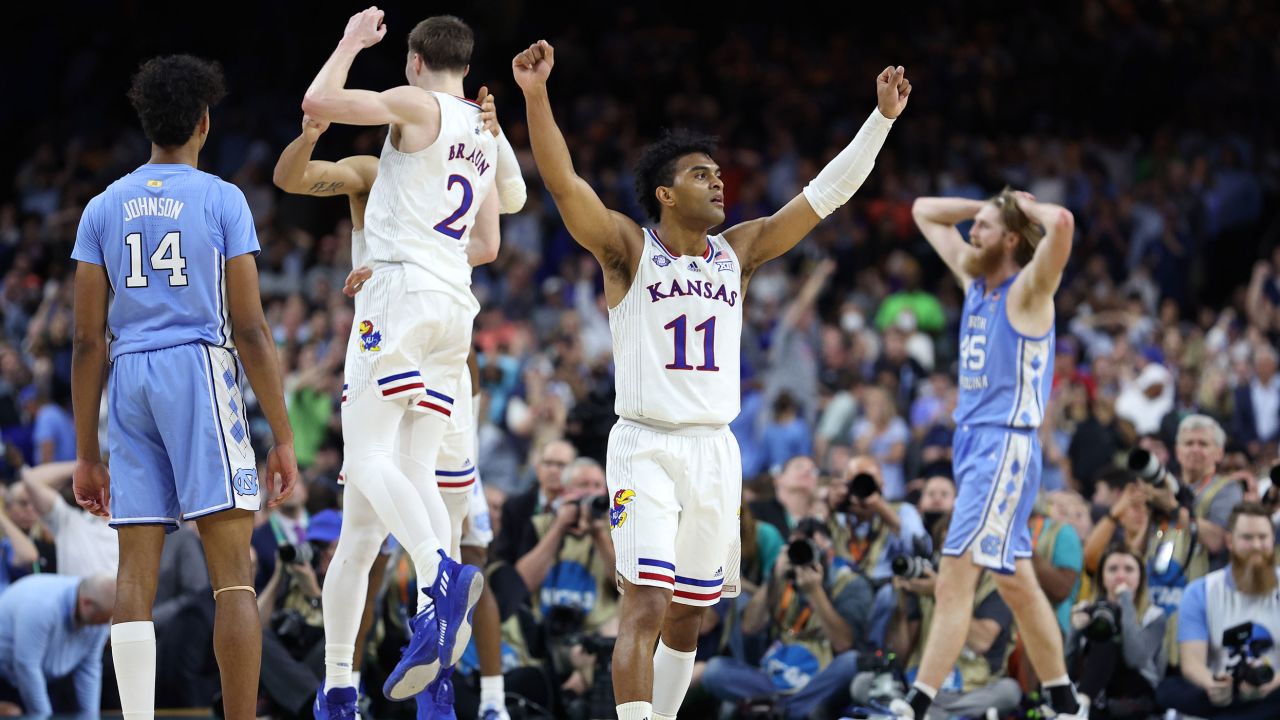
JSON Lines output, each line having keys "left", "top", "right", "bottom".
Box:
{"left": 850, "top": 473, "right": 879, "bottom": 499}
{"left": 278, "top": 544, "right": 297, "bottom": 563}
{"left": 589, "top": 494, "right": 610, "bottom": 518}
{"left": 787, "top": 538, "right": 816, "bottom": 568}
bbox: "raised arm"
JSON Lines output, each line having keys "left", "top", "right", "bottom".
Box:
{"left": 512, "top": 41, "right": 638, "bottom": 267}
{"left": 272, "top": 116, "right": 376, "bottom": 197}
{"left": 477, "top": 87, "right": 528, "bottom": 215}
{"left": 301, "top": 8, "right": 438, "bottom": 130}
{"left": 911, "top": 197, "right": 983, "bottom": 288}
{"left": 1011, "top": 192, "right": 1075, "bottom": 298}
{"left": 725, "top": 66, "right": 910, "bottom": 278}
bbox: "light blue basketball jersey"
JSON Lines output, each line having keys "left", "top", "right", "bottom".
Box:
{"left": 953, "top": 273, "right": 1055, "bottom": 429}
{"left": 71, "top": 163, "right": 259, "bottom": 360}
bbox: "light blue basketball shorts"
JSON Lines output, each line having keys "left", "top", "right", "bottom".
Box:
{"left": 108, "top": 343, "right": 260, "bottom": 530}
{"left": 943, "top": 424, "right": 1041, "bottom": 573}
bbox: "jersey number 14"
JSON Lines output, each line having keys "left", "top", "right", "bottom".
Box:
{"left": 124, "top": 231, "right": 187, "bottom": 288}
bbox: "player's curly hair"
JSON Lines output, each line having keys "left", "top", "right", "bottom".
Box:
{"left": 127, "top": 55, "right": 226, "bottom": 149}
{"left": 634, "top": 130, "right": 719, "bottom": 221}
{"left": 408, "top": 15, "right": 473, "bottom": 73}
{"left": 990, "top": 187, "right": 1045, "bottom": 267}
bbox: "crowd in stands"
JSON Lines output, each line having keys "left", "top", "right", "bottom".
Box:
{"left": 1, "top": 1, "right": 1279, "bottom": 717}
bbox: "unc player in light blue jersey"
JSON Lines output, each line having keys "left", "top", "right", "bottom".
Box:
{"left": 892, "top": 189, "right": 1080, "bottom": 720}
{"left": 70, "top": 55, "right": 299, "bottom": 720}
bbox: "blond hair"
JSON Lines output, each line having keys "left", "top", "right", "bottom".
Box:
{"left": 989, "top": 187, "right": 1045, "bottom": 266}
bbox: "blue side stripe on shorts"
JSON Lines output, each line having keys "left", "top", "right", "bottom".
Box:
{"left": 378, "top": 370, "right": 421, "bottom": 385}
{"left": 436, "top": 467, "right": 475, "bottom": 477}
{"left": 425, "top": 389, "right": 454, "bottom": 404}
{"left": 638, "top": 558, "right": 675, "bottom": 571}
{"left": 675, "top": 575, "right": 723, "bottom": 587}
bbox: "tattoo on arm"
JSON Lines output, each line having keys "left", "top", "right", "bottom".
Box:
{"left": 308, "top": 180, "right": 345, "bottom": 194}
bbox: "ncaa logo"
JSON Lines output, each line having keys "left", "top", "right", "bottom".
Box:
{"left": 652, "top": 254, "right": 671, "bottom": 268}
{"left": 233, "top": 468, "right": 259, "bottom": 496}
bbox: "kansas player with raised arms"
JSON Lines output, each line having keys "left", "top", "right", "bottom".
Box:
{"left": 514, "top": 39, "right": 910, "bottom": 720}
{"left": 273, "top": 97, "right": 523, "bottom": 718}
{"left": 893, "top": 190, "right": 1081, "bottom": 720}
{"left": 70, "top": 55, "right": 299, "bottom": 720}
{"left": 301, "top": 7, "right": 500, "bottom": 715}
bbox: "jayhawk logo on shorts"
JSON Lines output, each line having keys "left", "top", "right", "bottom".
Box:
{"left": 610, "top": 489, "right": 636, "bottom": 529}
{"left": 358, "top": 320, "right": 382, "bottom": 352}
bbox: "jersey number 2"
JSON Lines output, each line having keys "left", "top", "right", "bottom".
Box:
{"left": 664, "top": 315, "right": 719, "bottom": 371}
{"left": 124, "top": 231, "right": 187, "bottom": 288}
{"left": 433, "top": 174, "right": 474, "bottom": 240}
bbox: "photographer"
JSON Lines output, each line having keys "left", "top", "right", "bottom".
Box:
{"left": 1156, "top": 502, "right": 1280, "bottom": 719}
{"left": 1066, "top": 549, "right": 1167, "bottom": 719}
{"left": 702, "top": 518, "right": 873, "bottom": 720}
{"left": 1176, "top": 415, "right": 1244, "bottom": 578}
{"left": 256, "top": 509, "right": 341, "bottom": 720}
{"left": 827, "top": 456, "right": 927, "bottom": 647}
{"left": 884, "top": 482, "right": 1022, "bottom": 720}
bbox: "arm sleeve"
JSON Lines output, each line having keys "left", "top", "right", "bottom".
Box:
{"left": 801, "top": 109, "right": 895, "bottom": 219}
{"left": 495, "top": 132, "right": 527, "bottom": 215}
{"left": 11, "top": 604, "right": 55, "bottom": 716}
{"left": 216, "top": 182, "right": 261, "bottom": 259}
{"left": 1177, "top": 578, "right": 1209, "bottom": 644}
{"left": 71, "top": 195, "right": 106, "bottom": 265}
{"left": 72, "top": 637, "right": 105, "bottom": 717}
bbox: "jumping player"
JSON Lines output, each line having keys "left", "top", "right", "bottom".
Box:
{"left": 895, "top": 190, "right": 1080, "bottom": 719}
{"left": 301, "top": 7, "right": 499, "bottom": 713}
{"left": 513, "top": 39, "right": 910, "bottom": 720}
{"left": 71, "top": 55, "right": 299, "bottom": 720}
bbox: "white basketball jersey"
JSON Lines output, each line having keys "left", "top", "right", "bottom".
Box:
{"left": 351, "top": 227, "right": 367, "bottom": 269}
{"left": 363, "top": 92, "right": 496, "bottom": 305}
{"left": 610, "top": 228, "right": 742, "bottom": 426}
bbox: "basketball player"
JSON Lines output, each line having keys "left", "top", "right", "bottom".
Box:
{"left": 893, "top": 191, "right": 1081, "bottom": 719}
{"left": 273, "top": 106, "right": 521, "bottom": 718}
{"left": 301, "top": 8, "right": 500, "bottom": 714}
{"left": 70, "top": 55, "right": 299, "bottom": 720}
{"left": 513, "top": 40, "right": 910, "bottom": 720}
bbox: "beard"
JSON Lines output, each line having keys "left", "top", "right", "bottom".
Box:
{"left": 1231, "top": 548, "right": 1279, "bottom": 594}
{"left": 962, "top": 241, "right": 1006, "bottom": 278}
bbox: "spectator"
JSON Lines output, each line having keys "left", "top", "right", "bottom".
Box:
{"left": 1067, "top": 549, "right": 1167, "bottom": 719}
{"left": 702, "top": 518, "right": 872, "bottom": 720}
{"left": 494, "top": 438, "right": 576, "bottom": 568}
{"left": 1157, "top": 503, "right": 1280, "bottom": 718}
{"left": 1231, "top": 343, "right": 1280, "bottom": 461}
{"left": 251, "top": 476, "right": 310, "bottom": 590}
{"left": 759, "top": 392, "right": 812, "bottom": 474}
{"left": 851, "top": 386, "right": 910, "bottom": 501}
{"left": 749, "top": 455, "right": 820, "bottom": 538}
{"left": 0, "top": 482, "right": 52, "bottom": 589}
{"left": 1029, "top": 504, "right": 1083, "bottom": 635}
{"left": 29, "top": 385, "right": 74, "bottom": 464}
{"left": 0, "top": 574, "right": 114, "bottom": 716}
{"left": 21, "top": 461, "right": 116, "bottom": 577}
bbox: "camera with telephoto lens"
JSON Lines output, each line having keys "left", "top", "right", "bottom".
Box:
{"left": 1082, "top": 600, "right": 1121, "bottom": 641}
{"left": 784, "top": 518, "right": 827, "bottom": 582}
{"left": 837, "top": 472, "right": 881, "bottom": 513}
{"left": 1127, "top": 448, "right": 1180, "bottom": 495}
{"left": 581, "top": 494, "right": 611, "bottom": 521}
{"left": 892, "top": 535, "right": 935, "bottom": 580}
{"left": 277, "top": 541, "right": 313, "bottom": 566}
{"left": 1223, "top": 621, "right": 1276, "bottom": 688}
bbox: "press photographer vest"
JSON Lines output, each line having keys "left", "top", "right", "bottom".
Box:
{"left": 531, "top": 512, "right": 617, "bottom": 633}
{"left": 760, "top": 567, "right": 858, "bottom": 693}
{"left": 1187, "top": 475, "right": 1233, "bottom": 580}
{"left": 830, "top": 505, "right": 900, "bottom": 581}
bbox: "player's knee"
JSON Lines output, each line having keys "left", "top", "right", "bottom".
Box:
{"left": 621, "top": 585, "right": 671, "bottom": 634}
{"left": 992, "top": 568, "right": 1038, "bottom": 604}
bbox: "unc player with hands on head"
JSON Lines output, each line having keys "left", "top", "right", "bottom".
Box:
{"left": 894, "top": 190, "right": 1080, "bottom": 719}
{"left": 300, "top": 6, "right": 502, "bottom": 718}
{"left": 514, "top": 38, "right": 910, "bottom": 720}
{"left": 70, "top": 55, "right": 299, "bottom": 720}
{"left": 274, "top": 84, "right": 523, "bottom": 720}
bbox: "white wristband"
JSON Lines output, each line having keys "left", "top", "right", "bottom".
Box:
{"left": 802, "top": 108, "right": 895, "bottom": 219}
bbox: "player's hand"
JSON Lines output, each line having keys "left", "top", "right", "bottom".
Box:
{"left": 266, "top": 443, "right": 299, "bottom": 509}
{"left": 343, "top": 265, "right": 373, "bottom": 297}
{"left": 72, "top": 459, "right": 111, "bottom": 519}
{"left": 476, "top": 86, "right": 501, "bottom": 137}
{"left": 301, "top": 115, "right": 330, "bottom": 142}
{"left": 343, "top": 6, "right": 387, "bottom": 49}
{"left": 553, "top": 499, "right": 580, "bottom": 531}
{"left": 512, "top": 39, "right": 555, "bottom": 91}
{"left": 876, "top": 65, "right": 911, "bottom": 119}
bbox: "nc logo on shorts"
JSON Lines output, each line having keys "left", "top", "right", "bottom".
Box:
{"left": 233, "top": 468, "right": 259, "bottom": 496}
{"left": 358, "top": 320, "right": 382, "bottom": 353}
{"left": 609, "top": 489, "right": 635, "bottom": 529}
{"left": 979, "top": 534, "right": 1001, "bottom": 558}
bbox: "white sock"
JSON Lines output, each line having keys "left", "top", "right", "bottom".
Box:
{"left": 111, "top": 621, "right": 155, "bottom": 720}
{"left": 616, "top": 701, "right": 653, "bottom": 720}
{"left": 351, "top": 671, "right": 361, "bottom": 692}
{"left": 411, "top": 543, "right": 443, "bottom": 613}
{"left": 480, "top": 674, "right": 504, "bottom": 708}
{"left": 325, "top": 644, "right": 355, "bottom": 690}
{"left": 651, "top": 640, "right": 695, "bottom": 718}
{"left": 654, "top": 713, "right": 677, "bottom": 720}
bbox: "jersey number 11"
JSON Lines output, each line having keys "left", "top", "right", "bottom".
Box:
{"left": 664, "top": 315, "right": 719, "bottom": 372}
